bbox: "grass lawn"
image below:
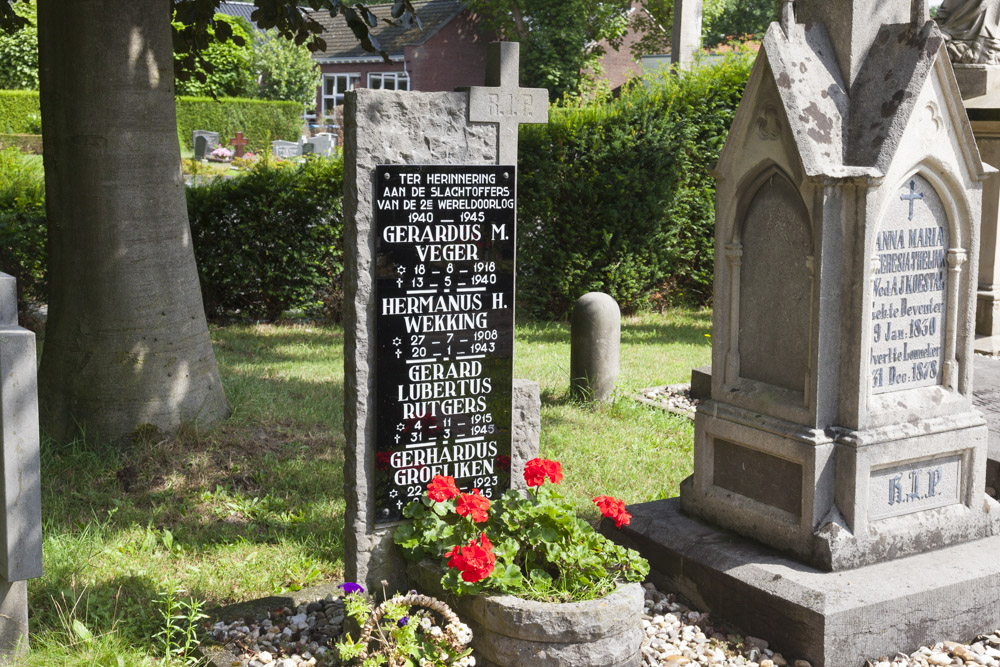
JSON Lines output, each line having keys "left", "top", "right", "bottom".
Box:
{"left": 24, "top": 308, "right": 711, "bottom": 665}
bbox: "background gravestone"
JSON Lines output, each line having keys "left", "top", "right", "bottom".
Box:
{"left": 192, "top": 130, "right": 218, "bottom": 160}
{"left": 606, "top": 2, "right": 1000, "bottom": 664}
{"left": 342, "top": 42, "right": 547, "bottom": 593}
{"left": 0, "top": 273, "right": 43, "bottom": 658}
{"left": 271, "top": 140, "right": 301, "bottom": 159}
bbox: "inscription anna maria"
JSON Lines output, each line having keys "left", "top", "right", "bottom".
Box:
{"left": 869, "top": 175, "right": 949, "bottom": 395}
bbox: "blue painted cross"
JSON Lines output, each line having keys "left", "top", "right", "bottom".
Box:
{"left": 901, "top": 180, "right": 924, "bottom": 221}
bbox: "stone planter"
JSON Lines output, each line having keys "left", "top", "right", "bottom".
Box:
{"left": 408, "top": 561, "right": 644, "bottom": 666}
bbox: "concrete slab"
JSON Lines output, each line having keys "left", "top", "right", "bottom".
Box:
{"left": 976, "top": 334, "right": 1000, "bottom": 356}
{"left": 974, "top": 354, "right": 1000, "bottom": 463}
{"left": 601, "top": 498, "right": 1000, "bottom": 667}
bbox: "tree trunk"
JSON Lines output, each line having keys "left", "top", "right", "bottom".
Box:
{"left": 36, "top": 0, "right": 230, "bottom": 442}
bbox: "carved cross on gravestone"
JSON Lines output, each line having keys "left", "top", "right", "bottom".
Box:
{"left": 229, "top": 132, "right": 248, "bottom": 158}
{"left": 901, "top": 179, "right": 924, "bottom": 220}
{"left": 468, "top": 42, "right": 549, "bottom": 165}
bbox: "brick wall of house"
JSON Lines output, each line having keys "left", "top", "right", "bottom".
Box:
{"left": 404, "top": 11, "right": 491, "bottom": 91}
{"left": 592, "top": 4, "right": 648, "bottom": 91}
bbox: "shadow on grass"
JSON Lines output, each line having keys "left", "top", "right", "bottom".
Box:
{"left": 30, "top": 572, "right": 171, "bottom": 650}
{"left": 620, "top": 319, "right": 712, "bottom": 346}
{"left": 515, "top": 321, "right": 570, "bottom": 345}
{"left": 211, "top": 325, "right": 344, "bottom": 368}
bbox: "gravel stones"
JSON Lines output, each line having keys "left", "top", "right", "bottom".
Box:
{"left": 205, "top": 584, "right": 1000, "bottom": 667}
{"left": 635, "top": 384, "right": 699, "bottom": 419}
{"left": 206, "top": 594, "right": 343, "bottom": 666}
{"left": 638, "top": 583, "right": 1000, "bottom": 667}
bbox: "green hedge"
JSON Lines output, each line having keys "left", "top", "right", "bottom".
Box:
{"left": 0, "top": 147, "right": 46, "bottom": 308}
{"left": 176, "top": 96, "right": 303, "bottom": 155}
{"left": 516, "top": 52, "right": 754, "bottom": 318}
{"left": 0, "top": 90, "right": 41, "bottom": 134}
{"left": 186, "top": 156, "right": 344, "bottom": 321}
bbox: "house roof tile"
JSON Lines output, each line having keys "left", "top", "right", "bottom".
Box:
{"left": 306, "top": 0, "right": 466, "bottom": 60}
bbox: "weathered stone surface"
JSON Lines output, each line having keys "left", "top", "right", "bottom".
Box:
{"left": 737, "top": 172, "right": 811, "bottom": 394}
{"left": 0, "top": 275, "right": 14, "bottom": 326}
{"left": 685, "top": 0, "right": 997, "bottom": 572}
{"left": 0, "top": 580, "right": 27, "bottom": 658}
{"left": 408, "top": 561, "right": 643, "bottom": 667}
{"left": 511, "top": 379, "right": 541, "bottom": 492}
{"left": 467, "top": 42, "right": 548, "bottom": 166}
{"left": 689, "top": 365, "right": 712, "bottom": 401}
{"left": 671, "top": 0, "right": 703, "bottom": 68}
{"left": 570, "top": 292, "right": 620, "bottom": 402}
{"left": 470, "top": 622, "right": 642, "bottom": 667}
{"left": 0, "top": 274, "right": 42, "bottom": 583}
{"left": 343, "top": 88, "right": 497, "bottom": 593}
{"left": 603, "top": 498, "right": 1000, "bottom": 667}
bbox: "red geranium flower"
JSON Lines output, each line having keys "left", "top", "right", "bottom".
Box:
{"left": 593, "top": 495, "right": 632, "bottom": 529}
{"left": 445, "top": 533, "right": 496, "bottom": 583}
{"left": 455, "top": 489, "right": 490, "bottom": 523}
{"left": 427, "top": 475, "right": 460, "bottom": 502}
{"left": 375, "top": 451, "right": 392, "bottom": 471}
{"left": 524, "top": 458, "right": 563, "bottom": 487}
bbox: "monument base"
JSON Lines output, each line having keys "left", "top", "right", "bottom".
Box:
{"left": 976, "top": 333, "right": 1000, "bottom": 356}
{"left": 601, "top": 498, "right": 1000, "bottom": 667}
{"left": 684, "top": 402, "right": 999, "bottom": 571}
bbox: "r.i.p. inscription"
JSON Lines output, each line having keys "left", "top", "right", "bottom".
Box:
{"left": 869, "top": 174, "right": 949, "bottom": 394}
{"left": 373, "top": 164, "right": 516, "bottom": 523}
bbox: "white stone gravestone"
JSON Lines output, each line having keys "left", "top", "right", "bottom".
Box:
{"left": 342, "top": 42, "right": 547, "bottom": 593}
{"left": 192, "top": 130, "right": 219, "bottom": 161}
{"left": 0, "top": 273, "right": 43, "bottom": 659}
{"left": 271, "top": 139, "right": 301, "bottom": 159}
{"left": 605, "top": 2, "right": 1000, "bottom": 664}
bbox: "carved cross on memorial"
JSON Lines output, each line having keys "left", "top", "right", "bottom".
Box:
{"left": 468, "top": 42, "right": 549, "bottom": 166}
{"left": 229, "top": 132, "right": 248, "bottom": 158}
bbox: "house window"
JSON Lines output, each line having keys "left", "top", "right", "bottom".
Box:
{"left": 321, "top": 73, "right": 360, "bottom": 115}
{"left": 368, "top": 71, "right": 410, "bottom": 91}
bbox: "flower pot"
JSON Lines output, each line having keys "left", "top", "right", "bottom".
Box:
{"left": 407, "top": 561, "right": 644, "bottom": 667}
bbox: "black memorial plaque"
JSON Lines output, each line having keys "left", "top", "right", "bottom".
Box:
{"left": 374, "top": 164, "right": 516, "bottom": 523}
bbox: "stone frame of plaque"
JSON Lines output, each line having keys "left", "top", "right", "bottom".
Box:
{"left": 863, "top": 169, "right": 974, "bottom": 428}
{"left": 372, "top": 164, "right": 516, "bottom": 524}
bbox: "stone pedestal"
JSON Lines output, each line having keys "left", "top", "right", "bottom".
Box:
{"left": 622, "top": 5, "right": 1000, "bottom": 663}
{"left": 602, "top": 499, "right": 1000, "bottom": 667}
{"left": 0, "top": 273, "right": 43, "bottom": 659}
{"left": 677, "top": 7, "right": 1000, "bottom": 574}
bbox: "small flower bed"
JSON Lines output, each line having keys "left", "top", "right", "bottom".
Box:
{"left": 208, "top": 144, "right": 233, "bottom": 161}
{"left": 394, "top": 458, "right": 648, "bottom": 603}
{"left": 335, "top": 586, "right": 475, "bottom": 667}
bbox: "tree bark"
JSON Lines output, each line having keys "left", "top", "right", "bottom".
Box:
{"left": 36, "top": 0, "right": 230, "bottom": 442}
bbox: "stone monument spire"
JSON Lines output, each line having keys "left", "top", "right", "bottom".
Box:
{"left": 794, "top": 0, "right": 929, "bottom": 85}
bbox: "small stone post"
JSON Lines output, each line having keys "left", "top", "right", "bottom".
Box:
{"left": 671, "top": 0, "right": 703, "bottom": 68}
{"left": 570, "top": 293, "right": 620, "bottom": 402}
{"left": 0, "top": 273, "right": 43, "bottom": 659}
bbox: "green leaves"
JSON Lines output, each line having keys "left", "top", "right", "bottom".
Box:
{"left": 186, "top": 155, "right": 345, "bottom": 322}
{"left": 394, "top": 480, "right": 649, "bottom": 603}
{"left": 0, "top": 0, "right": 36, "bottom": 90}
{"left": 517, "top": 51, "right": 755, "bottom": 316}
